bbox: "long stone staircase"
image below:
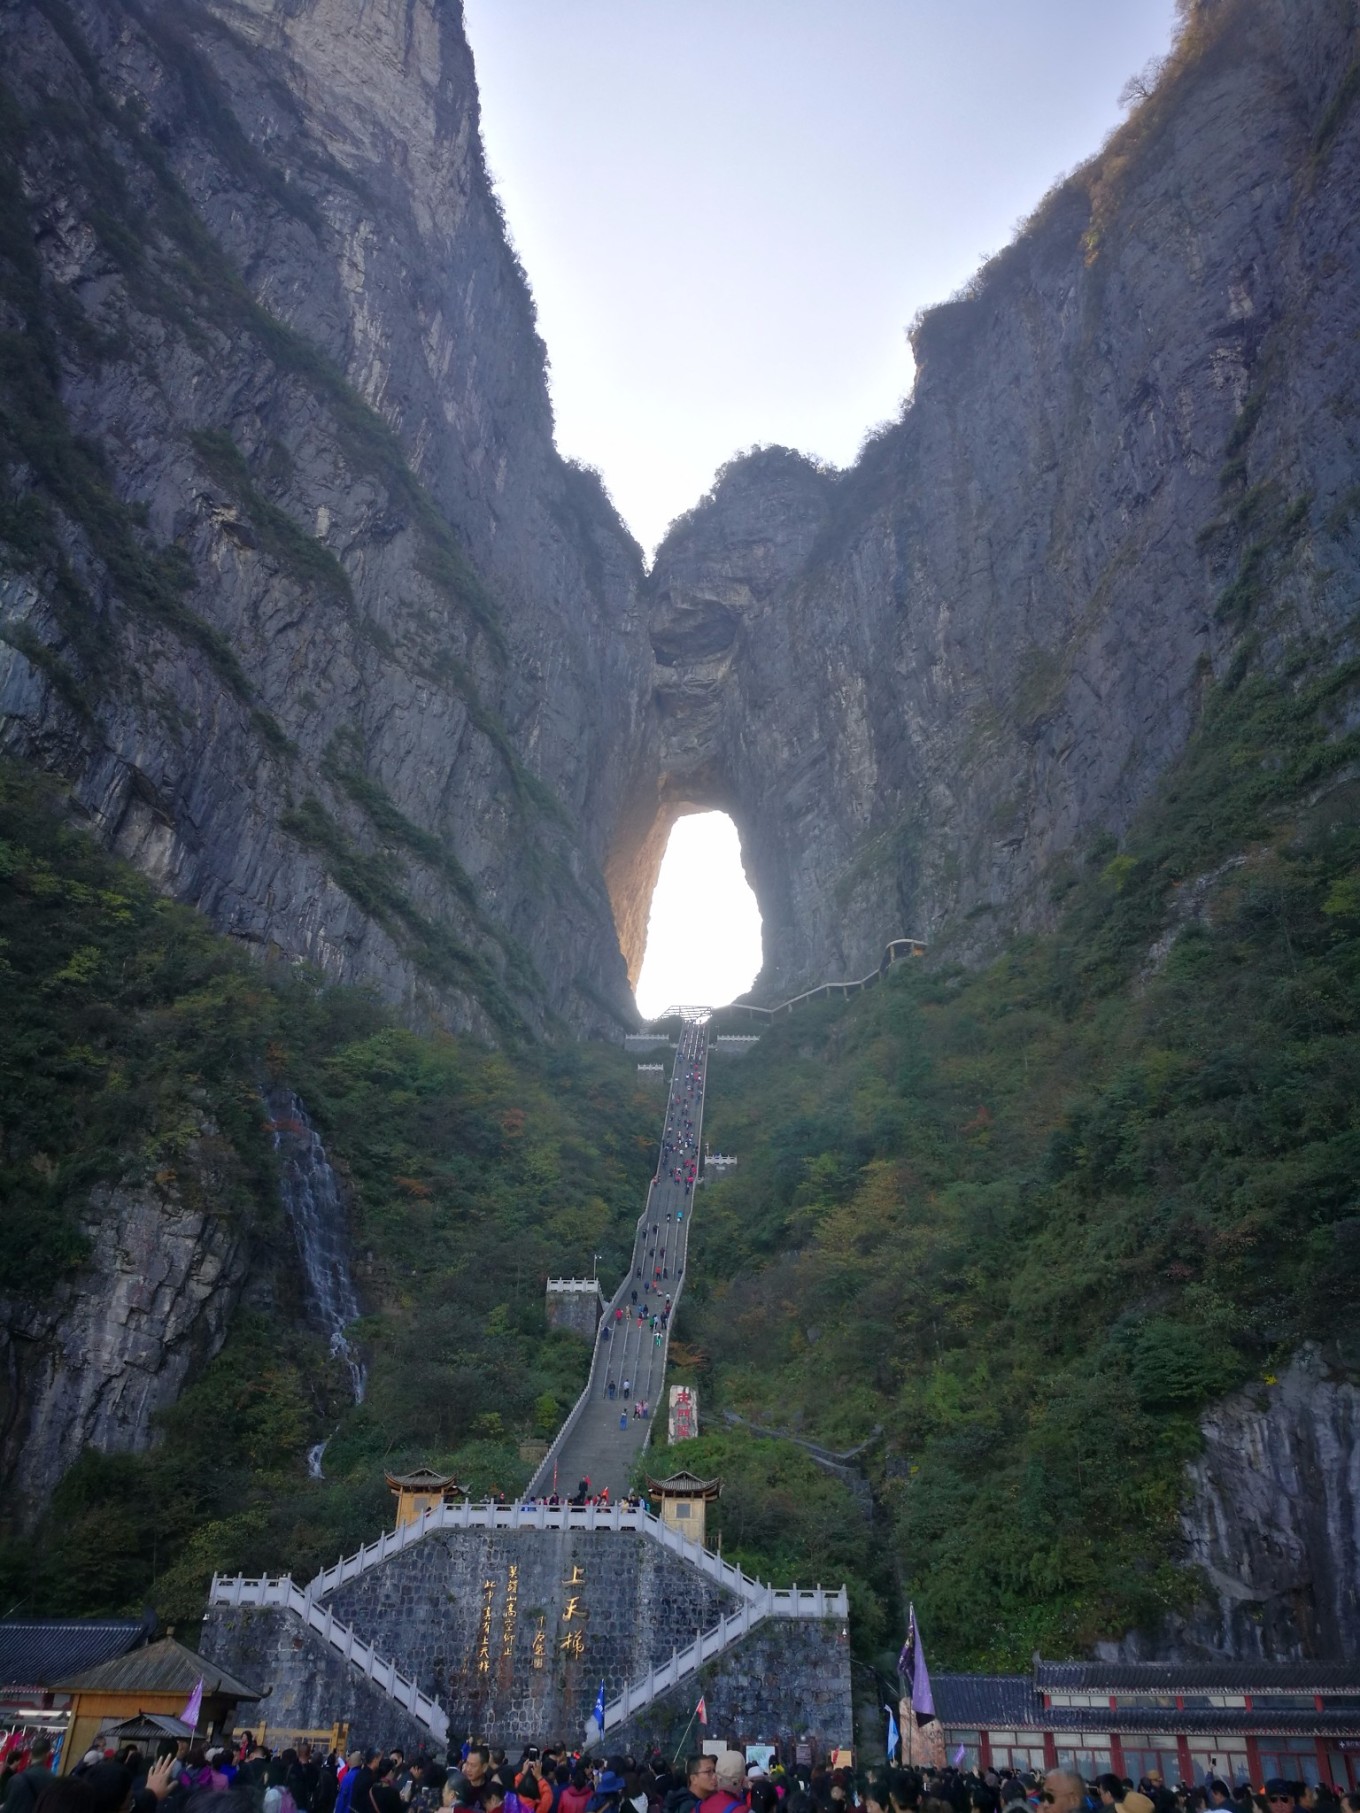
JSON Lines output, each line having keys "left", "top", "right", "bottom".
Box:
{"left": 209, "top": 1005, "right": 858, "bottom": 1743}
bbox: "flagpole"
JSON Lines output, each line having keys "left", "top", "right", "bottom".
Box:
{"left": 670, "top": 1703, "right": 703, "bottom": 1768}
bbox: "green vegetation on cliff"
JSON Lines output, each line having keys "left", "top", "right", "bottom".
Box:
{"left": 3, "top": 641, "right": 1359, "bottom": 1658}
{"left": 688, "top": 651, "right": 1360, "bottom": 1669}
{"left": 0, "top": 765, "right": 654, "bottom": 1619}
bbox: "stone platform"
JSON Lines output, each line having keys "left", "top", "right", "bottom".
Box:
{"left": 202, "top": 1515, "right": 851, "bottom": 1753}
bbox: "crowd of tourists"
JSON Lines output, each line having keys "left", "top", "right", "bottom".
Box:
{"left": 7, "top": 1734, "right": 1358, "bottom": 1813}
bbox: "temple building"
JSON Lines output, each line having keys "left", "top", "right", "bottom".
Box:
{"left": 933, "top": 1659, "right": 1360, "bottom": 1790}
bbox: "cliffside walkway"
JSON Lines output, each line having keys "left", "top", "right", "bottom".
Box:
{"left": 647, "top": 935, "right": 926, "bottom": 1032}
{"left": 527, "top": 1014, "right": 710, "bottom": 1500}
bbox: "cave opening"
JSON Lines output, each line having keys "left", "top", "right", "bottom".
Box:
{"left": 632, "top": 812, "right": 762, "bottom": 1020}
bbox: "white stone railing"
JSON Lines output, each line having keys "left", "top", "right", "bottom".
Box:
{"left": 213, "top": 1508, "right": 847, "bottom": 1744}
{"left": 209, "top": 1573, "right": 448, "bottom": 1744}
{"left": 602, "top": 1583, "right": 848, "bottom": 1733}
{"left": 300, "top": 1498, "right": 774, "bottom": 1605}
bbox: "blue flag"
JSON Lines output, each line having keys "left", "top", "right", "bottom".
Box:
{"left": 885, "top": 1705, "right": 900, "bottom": 1762}
{"left": 591, "top": 1678, "right": 606, "bottom": 1736}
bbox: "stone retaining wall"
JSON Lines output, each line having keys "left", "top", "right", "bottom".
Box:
{"left": 607, "top": 1618, "right": 852, "bottom": 1756}
{"left": 202, "top": 1529, "right": 852, "bottom": 1751}
{"left": 200, "top": 1607, "right": 434, "bottom": 1754}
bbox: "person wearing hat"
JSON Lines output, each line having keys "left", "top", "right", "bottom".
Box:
{"left": 699, "top": 1754, "right": 747, "bottom": 1813}
{"left": 587, "top": 1772, "right": 627, "bottom": 1813}
{"left": 1121, "top": 1792, "right": 1155, "bottom": 1813}
{"left": 1265, "top": 1785, "right": 1302, "bottom": 1813}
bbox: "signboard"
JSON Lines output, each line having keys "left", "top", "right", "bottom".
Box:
{"left": 669, "top": 1384, "right": 698, "bottom": 1442}
{"left": 745, "top": 1747, "right": 776, "bottom": 1773}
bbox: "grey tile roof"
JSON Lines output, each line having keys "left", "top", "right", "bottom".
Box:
{"left": 1041, "top": 1706, "right": 1360, "bottom": 1737}
{"left": 1036, "top": 1661, "right": 1360, "bottom": 1693}
{"left": 0, "top": 1620, "right": 148, "bottom": 1692}
{"left": 933, "top": 1675, "right": 1040, "bottom": 1726}
{"left": 55, "top": 1634, "right": 260, "bottom": 1701}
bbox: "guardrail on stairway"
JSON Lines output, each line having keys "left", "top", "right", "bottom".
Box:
{"left": 301, "top": 1497, "right": 775, "bottom": 1607}
{"left": 648, "top": 936, "right": 927, "bottom": 1032}
{"left": 214, "top": 1507, "right": 847, "bottom": 1745}
{"left": 602, "top": 1582, "right": 848, "bottom": 1733}
{"left": 209, "top": 1573, "right": 448, "bottom": 1744}
{"left": 527, "top": 1019, "right": 707, "bottom": 1499}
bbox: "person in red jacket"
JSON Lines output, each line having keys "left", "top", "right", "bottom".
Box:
{"left": 698, "top": 1754, "right": 747, "bottom": 1813}
{"left": 558, "top": 1770, "right": 593, "bottom": 1813}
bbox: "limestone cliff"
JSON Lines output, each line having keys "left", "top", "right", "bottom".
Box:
{"left": 1097, "top": 1348, "right": 1360, "bottom": 1664}
{"left": 0, "top": 0, "right": 650, "bottom": 1038}
{"left": 636, "top": 0, "right": 1360, "bottom": 997}
{"left": 0, "top": 1128, "right": 250, "bottom": 1530}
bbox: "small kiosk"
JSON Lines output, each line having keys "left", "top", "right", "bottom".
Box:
{"left": 386, "top": 1467, "right": 467, "bottom": 1528}
{"left": 647, "top": 1469, "right": 721, "bottom": 1548}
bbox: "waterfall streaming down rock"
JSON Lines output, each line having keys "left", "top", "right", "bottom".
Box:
{"left": 268, "top": 1089, "right": 367, "bottom": 1405}
{"left": 307, "top": 1437, "right": 333, "bottom": 1480}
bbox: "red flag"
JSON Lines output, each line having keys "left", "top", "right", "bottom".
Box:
{"left": 696, "top": 1696, "right": 707, "bottom": 1726}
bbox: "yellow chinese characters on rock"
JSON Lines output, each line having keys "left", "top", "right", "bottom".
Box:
{"left": 476, "top": 1577, "right": 495, "bottom": 1676}
{"left": 501, "top": 1562, "right": 519, "bottom": 1662}
{"left": 560, "top": 1560, "right": 587, "bottom": 1660}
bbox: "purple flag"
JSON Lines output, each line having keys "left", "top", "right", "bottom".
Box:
{"left": 179, "top": 1676, "right": 204, "bottom": 1729}
{"left": 910, "top": 1606, "right": 935, "bottom": 1723}
{"left": 953, "top": 1746, "right": 966, "bottom": 1768}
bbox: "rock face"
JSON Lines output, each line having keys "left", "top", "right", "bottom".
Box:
{"left": 1182, "top": 1348, "right": 1360, "bottom": 1661}
{"left": 637, "top": 0, "right": 1360, "bottom": 995}
{"left": 0, "top": 0, "right": 650, "bottom": 1038}
{"left": 0, "top": 1134, "right": 250, "bottom": 1530}
{"left": 1096, "top": 1348, "right": 1360, "bottom": 1663}
{"left": 1, "top": 0, "right": 1357, "bottom": 1011}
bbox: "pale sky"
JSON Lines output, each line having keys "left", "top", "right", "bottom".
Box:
{"left": 460, "top": 0, "right": 1182, "bottom": 1010}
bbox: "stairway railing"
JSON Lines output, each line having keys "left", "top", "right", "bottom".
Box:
{"left": 602, "top": 1582, "right": 848, "bottom": 1733}
{"left": 209, "top": 1573, "right": 448, "bottom": 1744}
{"left": 648, "top": 935, "right": 926, "bottom": 1029}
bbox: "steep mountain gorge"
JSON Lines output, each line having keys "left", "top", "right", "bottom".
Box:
{"left": 0, "top": 0, "right": 651, "bottom": 1040}
{"left": 1, "top": 0, "right": 1357, "bottom": 1014}
{"left": 2, "top": 0, "right": 1360, "bottom": 1666}
{"left": 629, "top": 0, "right": 1360, "bottom": 996}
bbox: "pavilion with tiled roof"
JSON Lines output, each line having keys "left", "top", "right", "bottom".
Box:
{"left": 647, "top": 1469, "right": 721, "bottom": 1546}
{"left": 53, "top": 1634, "right": 260, "bottom": 1770}
{"left": 385, "top": 1466, "right": 467, "bottom": 1527}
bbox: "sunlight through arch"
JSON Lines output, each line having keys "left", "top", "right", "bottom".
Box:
{"left": 633, "top": 812, "right": 762, "bottom": 1019}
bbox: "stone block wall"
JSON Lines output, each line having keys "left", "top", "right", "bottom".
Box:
{"left": 607, "top": 1618, "right": 852, "bottom": 1758}
{"left": 199, "top": 1606, "right": 434, "bottom": 1754}
{"left": 545, "top": 1283, "right": 602, "bottom": 1341}
{"left": 200, "top": 1530, "right": 851, "bottom": 1754}
{"left": 321, "top": 1527, "right": 739, "bottom": 1743}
